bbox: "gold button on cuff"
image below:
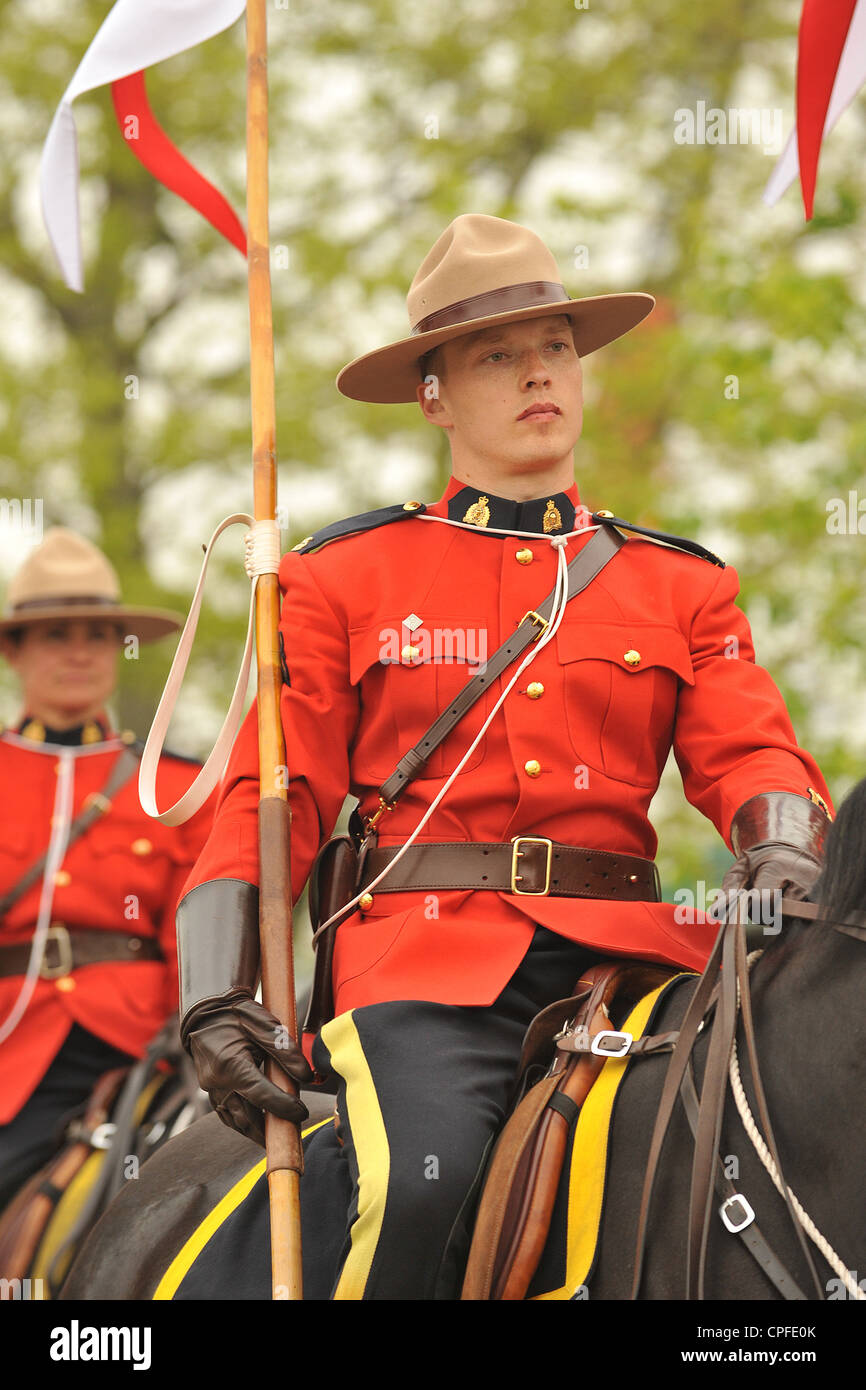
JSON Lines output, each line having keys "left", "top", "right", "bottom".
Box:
{"left": 515, "top": 548, "right": 534, "bottom": 565}
{"left": 596, "top": 509, "right": 614, "bottom": 518}
{"left": 359, "top": 893, "right": 374, "bottom": 910}
{"left": 526, "top": 682, "right": 545, "bottom": 699}
{"left": 55, "top": 977, "right": 76, "bottom": 993}
{"left": 524, "top": 759, "right": 542, "bottom": 778}
{"left": 401, "top": 644, "right": 420, "bottom": 662}
{"left": 54, "top": 870, "right": 71, "bottom": 887}
{"left": 132, "top": 838, "right": 153, "bottom": 856}
{"left": 623, "top": 650, "right": 641, "bottom": 667}
{"left": 402, "top": 500, "right": 423, "bottom": 511}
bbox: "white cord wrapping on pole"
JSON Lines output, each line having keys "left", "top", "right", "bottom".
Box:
{"left": 730, "top": 951, "right": 865, "bottom": 1300}
{"left": 138, "top": 512, "right": 275, "bottom": 826}
{"left": 244, "top": 518, "right": 281, "bottom": 577}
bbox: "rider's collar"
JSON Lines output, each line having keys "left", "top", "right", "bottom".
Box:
{"left": 441, "top": 477, "right": 580, "bottom": 536}
{"left": 16, "top": 714, "right": 111, "bottom": 747}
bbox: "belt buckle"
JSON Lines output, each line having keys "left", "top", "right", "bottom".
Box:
{"left": 40, "top": 923, "right": 73, "bottom": 979}
{"left": 510, "top": 836, "right": 553, "bottom": 895}
{"left": 590, "top": 1029, "right": 633, "bottom": 1058}
{"left": 719, "top": 1193, "right": 755, "bottom": 1234}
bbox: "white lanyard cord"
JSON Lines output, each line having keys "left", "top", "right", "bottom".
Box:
{"left": 312, "top": 528, "right": 577, "bottom": 939}
{"left": 0, "top": 752, "right": 75, "bottom": 1044}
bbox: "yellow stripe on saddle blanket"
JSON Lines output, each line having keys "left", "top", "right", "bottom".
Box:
{"left": 530, "top": 972, "right": 692, "bottom": 1301}
{"left": 152, "top": 1118, "right": 332, "bottom": 1300}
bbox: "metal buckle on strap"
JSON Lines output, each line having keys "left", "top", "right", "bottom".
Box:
{"left": 363, "top": 796, "right": 395, "bottom": 836}
{"left": 719, "top": 1193, "right": 755, "bottom": 1234}
{"left": 520, "top": 610, "right": 549, "bottom": 641}
{"left": 39, "top": 923, "right": 73, "bottom": 979}
{"left": 510, "top": 836, "right": 553, "bottom": 895}
{"left": 89, "top": 1122, "right": 117, "bottom": 1151}
{"left": 590, "top": 1030, "right": 633, "bottom": 1058}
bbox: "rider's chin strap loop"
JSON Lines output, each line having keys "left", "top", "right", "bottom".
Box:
{"left": 139, "top": 512, "right": 268, "bottom": 827}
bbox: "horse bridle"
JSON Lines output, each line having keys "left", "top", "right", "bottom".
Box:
{"left": 629, "top": 896, "right": 866, "bottom": 1301}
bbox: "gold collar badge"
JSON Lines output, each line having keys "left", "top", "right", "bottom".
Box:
{"left": 462, "top": 495, "right": 490, "bottom": 527}
{"left": 543, "top": 499, "right": 562, "bottom": 533}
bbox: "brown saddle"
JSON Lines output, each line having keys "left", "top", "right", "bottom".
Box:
{"left": 0, "top": 1066, "right": 129, "bottom": 1288}
{"left": 461, "top": 959, "right": 679, "bottom": 1301}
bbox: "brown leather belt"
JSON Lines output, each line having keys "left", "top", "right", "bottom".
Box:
{"left": 0, "top": 926, "right": 163, "bottom": 980}
{"left": 359, "top": 840, "right": 660, "bottom": 901}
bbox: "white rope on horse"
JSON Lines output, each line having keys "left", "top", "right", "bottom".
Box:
{"left": 730, "top": 950, "right": 865, "bottom": 1300}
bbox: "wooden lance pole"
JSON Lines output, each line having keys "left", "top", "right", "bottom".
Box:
{"left": 245, "top": 0, "right": 304, "bottom": 1300}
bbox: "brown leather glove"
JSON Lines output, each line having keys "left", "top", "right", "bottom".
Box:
{"left": 176, "top": 879, "right": 313, "bottom": 1147}
{"left": 182, "top": 989, "right": 312, "bottom": 1146}
{"left": 721, "top": 792, "right": 831, "bottom": 915}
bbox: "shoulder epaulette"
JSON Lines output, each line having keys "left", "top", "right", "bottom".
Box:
{"left": 592, "top": 512, "right": 725, "bottom": 568}
{"left": 290, "top": 501, "right": 427, "bottom": 556}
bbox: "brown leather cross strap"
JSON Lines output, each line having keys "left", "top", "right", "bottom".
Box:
{"left": 359, "top": 840, "right": 660, "bottom": 901}
{"left": 0, "top": 746, "right": 141, "bottom": 922}
{"left": 0, "top": 928, "right": 163, "bottom": 979}
{"left": 375, "top": 523, "right": 626, "bottom": 814}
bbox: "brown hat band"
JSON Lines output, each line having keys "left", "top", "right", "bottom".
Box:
{"left": 413, "top": 280, "right": 569, "bottom": 336}
{"left": 10, "top": 595, "right": 121, "bottom": 613}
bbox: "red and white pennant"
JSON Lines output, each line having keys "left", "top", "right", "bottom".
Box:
{"left": 764, "top": 0, "right": 866, "bottom": 218}
{"left": 41, "top": 0, "right": 247, "bottom": 292}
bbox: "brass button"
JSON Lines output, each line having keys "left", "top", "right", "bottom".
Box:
{"left": 131, "top": 838, "right": 153, "bottom": 856}
{"left": 401, "top": 644, "right": 420, "bottom": 662}
{"left": 524, "top": 759, "right": 542, "bottom": 778}
{"left": 596, "top": 509, "right": 614, "bottom": 518}
{"left": 526, "top": 682, "right": 545, "bottom": 699}
{"left": 54, "top": 870, "right": 71, "bottom": 887}
{"left": 55, "top": 977, "right": 76, "bottom": 993}
{"left": 402, "top": 500, "right": 423, "bottom": 511}
{"left": 515, "top": 548, "right": 534, "bottom": 565}
{"left": 359, "top": 893, "right": 374, "bottom": 910}
{"left": 623, "top": 649, "right": 641, "bottom": 668}
{"left": 121, "top": 729, "right": 137, "bottom": 745}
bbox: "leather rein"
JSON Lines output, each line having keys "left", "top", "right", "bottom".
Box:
{"left": 628, "top": 896, "right": 866, "bottom": 1301}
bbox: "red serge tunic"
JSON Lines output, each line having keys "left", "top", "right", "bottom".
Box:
{"left": 183, "top": 478, "right": 831, "bottom": 1018}
{"left": 0, "top": 728, "right": 214, "bottom": 1122}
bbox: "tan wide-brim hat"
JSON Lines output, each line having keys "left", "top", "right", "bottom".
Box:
{"left": 0, "top": 528, "right": 183, "bottom": 643}
{"left": 336, "top": 213, "right": 655, "bottom": 404}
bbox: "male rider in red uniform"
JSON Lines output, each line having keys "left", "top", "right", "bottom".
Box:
{"left": 176, "top": 215, "right": 832, "bottom": 1298}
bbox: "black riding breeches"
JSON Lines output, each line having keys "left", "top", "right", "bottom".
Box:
{"left": 302, "top": 927, "right": 595, "bottom": 1300}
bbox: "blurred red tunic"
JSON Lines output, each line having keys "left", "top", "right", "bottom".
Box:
{"left": 0, "top": 726, "right": 213, "bottom": 1122}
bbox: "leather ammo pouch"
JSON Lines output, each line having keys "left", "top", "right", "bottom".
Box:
{"left": 304, "top": 834, "right": 360, "bottom": 1035}
{"left": 302, "top": 523, "right": 626, "bottom": 1039}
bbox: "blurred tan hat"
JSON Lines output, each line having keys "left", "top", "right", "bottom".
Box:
{"left": 336, "top": 213, "right": 655, "bottom": 404}
{"left": 0, "top": 528, "right": 182, "bottom": 642}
